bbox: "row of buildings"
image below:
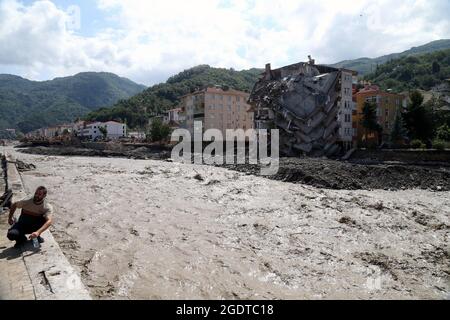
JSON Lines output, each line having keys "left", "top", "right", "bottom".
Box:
{"left": 171, "top": 65, "right": 405, "bottom": 151}
{"left": 26, "top": 121, "right": 127, "bottom": 141}
{"left": 26, "top": 60, "right": 406, "bottom": 151}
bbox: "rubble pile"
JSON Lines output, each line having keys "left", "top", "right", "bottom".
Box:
{"left": 220, "top": 158, "right": 450, "bottom": 191}
{"left": 15, "top": 159, "right": 36, "bottom": 172}
{"left": 249, "top": 61, "right": 342, "bottom": 157}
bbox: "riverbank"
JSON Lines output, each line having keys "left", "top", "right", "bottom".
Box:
{"left": 0, "top": 151, "right": 91, "bottom": 300}
{"left": 18, "top": 145, "right": 450, "bottom": 191}
{"left": 7, "top": 147, "right": 450, "bottom": 299}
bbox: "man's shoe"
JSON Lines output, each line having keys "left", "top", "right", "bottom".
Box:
{"left": 13, "top": 237, "right": 26, "bottom": 248}
{"left": 37, "top": 236, "right": 44, "bottom": 244}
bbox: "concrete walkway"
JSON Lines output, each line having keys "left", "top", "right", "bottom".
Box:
{"left": 0, "top": 152, "right": 91, "bottom": 300}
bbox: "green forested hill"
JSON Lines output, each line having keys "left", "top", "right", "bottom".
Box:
{"left": 330, "top": 39, "right": 450, "bottom": 76}
{"left": 0, "top": 72, "right": 146, "bottom": 135}
{"left": 363, "top": 49, "right": 450, "bottom": 92}
{"left": 84, "top": 65, "right": 263, "bottom": 128}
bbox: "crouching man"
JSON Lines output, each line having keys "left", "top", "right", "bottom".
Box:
{"left": 7, "top": 186, "right": 53, "bottom": 248}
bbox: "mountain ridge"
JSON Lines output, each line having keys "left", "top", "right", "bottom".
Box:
{"left": 0, "top": 72, "right": 146, "bottom": 135}
{"left": 2, "top": 39, "right": 450, "bottom": 136}
{"left": 330, "top": 39, "right": 450, "bottom": 75}
{"left": 84, "top": 65, "right": 263, "bottom": 128}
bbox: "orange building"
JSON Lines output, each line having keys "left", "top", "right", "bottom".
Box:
{"left": 353, "top": 85, "right": 405, "bottom": 145}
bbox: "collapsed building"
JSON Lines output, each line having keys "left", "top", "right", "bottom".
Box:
{"left": 249, "top": 57, "right": 356, "bottom": 157}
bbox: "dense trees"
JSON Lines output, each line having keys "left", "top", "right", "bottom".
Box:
{"left": 331, "top": 39, "right": 450, "bottom": 76}
{"left": 98, "top": 126, "right": 108, "bottom": 139}
{"left": 364, "top": 49, "right": 450, "bottom": 92}
{"left": 148, "top": 118, "right": 172, "bottom": 142}
{"left": 0, "top": 73, "right": 145, "bottom": 136}
{"left": 402, "top": 90, "right": 435, "bottom": 144}
{"left": 436, "top": 124, "right": 450, "bottom": 141}
{"left": 390, "top": 109, "right": 408, "bottom": 144}
{"left": 361, "top": 102, "right": 382, "bottom": 146}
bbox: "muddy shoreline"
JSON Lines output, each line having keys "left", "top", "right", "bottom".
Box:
{"left": 18, "top": 146, "right": 450, "bottom": 191}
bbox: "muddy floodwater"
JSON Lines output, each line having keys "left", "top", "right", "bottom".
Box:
{"left": 7, "top": 147, "right": 450, "bottom": 299}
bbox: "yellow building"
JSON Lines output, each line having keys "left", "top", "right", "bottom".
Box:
{"left": 353, "top": 85, "right": 405, "bottom": 145}
{"left": 179, "top": 87, "right": 254, "bottom": 138}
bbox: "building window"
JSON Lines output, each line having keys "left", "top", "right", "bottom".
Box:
{"left": 385, "top": 109, "right": 389, "bottom": 117}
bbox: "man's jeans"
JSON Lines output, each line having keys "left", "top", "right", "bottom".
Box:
{"left": 7, "top": 214, "right": 46, "bottom": 244}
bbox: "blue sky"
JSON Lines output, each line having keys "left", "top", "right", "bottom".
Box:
{"left": 0, "top": 0, "right": 449, "bottom": 86}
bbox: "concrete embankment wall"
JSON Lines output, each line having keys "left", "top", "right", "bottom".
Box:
{"left": 350, "top": 149, "right": 450, "bottom": 164}
{"left": 0, "top": 152, "right": 91, "bottom": 300}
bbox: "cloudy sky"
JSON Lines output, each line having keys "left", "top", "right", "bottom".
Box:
{"left": 0, "top": 0, "right": 449, "bottom": 86}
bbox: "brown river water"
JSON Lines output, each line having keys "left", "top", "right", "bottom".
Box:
{"left": 6, "top": 147, "right": 449, "bottom": 299}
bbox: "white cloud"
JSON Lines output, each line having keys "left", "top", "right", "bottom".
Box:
{"left": 0, "top": 0, "right": 449, "bottom": 85}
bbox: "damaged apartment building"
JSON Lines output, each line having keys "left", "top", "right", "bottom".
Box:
{"left": 249, "top": 57, "right": 356, "bottom": 157}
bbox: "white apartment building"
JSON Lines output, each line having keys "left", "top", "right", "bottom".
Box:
{"left": 78, "top": 121, "right": 126, "bottom": 140}
{"left": 338, "top": 69, "right": 357, "bottom": 150}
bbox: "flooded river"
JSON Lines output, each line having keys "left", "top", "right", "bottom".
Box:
{"left": 7, "top": 147, "right": 449, "bottom": 299}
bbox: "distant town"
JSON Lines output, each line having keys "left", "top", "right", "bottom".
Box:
{"left": 10, "top": 58, "right": 449, "bottom": 156}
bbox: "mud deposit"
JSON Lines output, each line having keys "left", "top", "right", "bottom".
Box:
{"left": 221, "top": 157, "right": 450, "bottom": 191}
{"left": 7, "top": 147, "right": 449, "bottom": 300}
{"left": 20, "top": 146, "right": 450, "bottom": 191}
{"left": 19, "top": 146, "right": 170, "bottom": 161}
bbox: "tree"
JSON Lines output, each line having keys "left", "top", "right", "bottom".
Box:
{"left": 148, "top": 118, "right": 171, "bottom": 142}
{"left": 99, "top": 126, "right": 108, "bottom": 140}
{"left": 402, "top": 90, "right": 435, "bottom": 144}
{"left": 436, "top": 124, "right": 450, "bottom": 141}
{"left": 361, "top": 101, "right": 382, "bottom": 146}
{"left": 390, "top": 109, "right": 408, "bottom": 144}
{"left": 432, "top": 61, "right": 441, "bottom": 74}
